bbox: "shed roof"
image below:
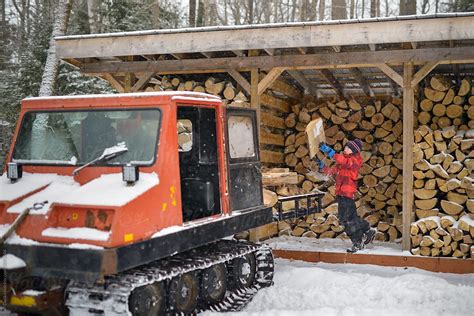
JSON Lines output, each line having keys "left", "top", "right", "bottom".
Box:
{"left": 57, "top": 13, "right": 474, "bottom": 98}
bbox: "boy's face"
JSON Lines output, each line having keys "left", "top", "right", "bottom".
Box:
{"left": 344, "top": 146, "right": 353, "bottom": 155}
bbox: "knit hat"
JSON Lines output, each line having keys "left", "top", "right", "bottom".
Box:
{"left": 346, "top": 139, "right": 362, "bottom": 154}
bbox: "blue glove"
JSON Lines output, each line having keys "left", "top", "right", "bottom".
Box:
{"left": 320, "top": 143, "right": 336, "bottom": 158}
{"left": 318, "top": 160, "right": 325, "bottom": 169}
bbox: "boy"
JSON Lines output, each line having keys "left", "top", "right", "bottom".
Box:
{"left": 319, "top": 139, "right": 376, "bottom": 253}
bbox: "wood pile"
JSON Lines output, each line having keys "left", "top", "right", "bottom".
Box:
{"left": 411, "top": 124, "right": 474, "bottom": 257}
{"left": 146, "top": 74, "right": 299, "bottom": 166}
{"left": 419, "top": 76, "right": 474, "bottom": 130}
{"left": 278, "top": 98, "right": 405, "bottom": 242}
{"left": 410, "top": 215, "right": 474, "bottom": 258}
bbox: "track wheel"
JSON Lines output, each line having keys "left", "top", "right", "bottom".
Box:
{"left": 230, "top": 253, "right": 257, "bottom": 289}
{"left": 169, "top": 273, "right": 199, "bottom": 313}
{"left": 128, "top": 283, "right": 165, "bottom": 316}
{"left": 200, "top": 263, "right": 227, "bottom": 305}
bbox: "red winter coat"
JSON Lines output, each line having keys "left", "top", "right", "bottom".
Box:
{"left": 323, "top": 152, "right": 363, "bottom": 199}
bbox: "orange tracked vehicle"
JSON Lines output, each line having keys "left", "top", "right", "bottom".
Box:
{"left": 0, "top": 92, "right": 322, "bottom": 315}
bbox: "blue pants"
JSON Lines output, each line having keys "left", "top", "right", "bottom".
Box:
{"left": 337, "top": 195, "right": 370, "bottom": 244}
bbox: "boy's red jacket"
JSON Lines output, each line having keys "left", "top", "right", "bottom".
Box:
{"left": 323, "top": 152, "right": 363, "bottom": 199}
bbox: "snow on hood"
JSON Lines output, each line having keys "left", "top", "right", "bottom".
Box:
{"left": 6, "top": 172, "right": 159, "bottom": 214}
{"left": 0, "top": 254, "right": 26, "bottom": 269}
{"left": 0, "top": 172, "right": 60, "bottom": 202}
{"left": 55, "top": 172, "right": 159, "bottom": 207}
{"left": 42, "top": 227, "right": 110, "bottom": 241}
{"left": 7, "top": 176, "right": 79, "bottom": 214}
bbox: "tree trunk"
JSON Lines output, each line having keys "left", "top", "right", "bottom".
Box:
{"left": 39, "top": 0, "right": 73, "bottom": 97}
{"left": 399, "top": 0, "right": 416, "bottom": 15}
{"left": 196, "top": 0, "right": 205, "bottom": 26}
{"left": 332, "top": 0, "right": 347, "bottom": 20}
{"left": 248, "top": 0, "right": 254, "bottom": 24}
{"left": 189, "top": 0, "right": 197, "bottom": 27}
{"left": 318, "top": 0, "right": 325, "bottom": 20}
{"left": 87, "top": 0, "right": 99, "bottom": 33}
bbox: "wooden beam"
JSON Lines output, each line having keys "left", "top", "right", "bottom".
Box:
{"left": 332, "top": 46, "right": 341, "bottom": 53}
{"left": 200, "top": 52, "right": 213, "bottom": 58}
{"left": 376, "top": 63, "right": 404, "bottom": 87}
{"left": 297, "top": 47, "right": 307, "bottom": 54}
{"left": 228, "top": 69, "right": 251, "bottom": 94}
{"left": 232, "top": 50, "right": 244, "bottom": 57}
{"left": 264, "top": 48, "right": 274, "bottom": 56}
{"left": 131, "top": 72, "right": 156, "bottom": 92}
{"left": 368, "top": 43, "right": 376, "bottom": 51}
{"left": 411, "top": 61, "right": 439, "bottom": 88}
{"left": 320, "top": 69, "right": 344, "bottom": 99}
{"left": 350, "top": 67, "right": 372, "bottom": 97}
{"left": 80, "top": 47, "right": 474, "bottom": 76}
{"left": 287, "top": 69, "right": 315, "bottom": 94}
{"left": 249, "top": 50, "right": 261, "bottom": 135}
{"left": 258, "top": 68, "right": 285, "bottom": 95}
{"left": 103, "top": 74, "right": 125, "bottom": 93}
{"left": 57, "top": 16, "right": 474, "bottom": 59}
{"left": 411, "top": 42, "right": 418, "bottom": 49}
{"left": 402, "top": 62, "right": 415, "bottom": 252}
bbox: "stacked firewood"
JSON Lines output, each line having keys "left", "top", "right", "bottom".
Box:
{"left": 146, "top": 76, "right": 251, "bottom": 108}
{"left": 411, "top": 124, "right": 474, "bottom": 257}
{"left": 413, "top": 125, "right": 474, "bottom": 221}
{"left": 410, "top": 215, "right": 473, "bottom": 258}
{"left": 419, "top": 76, "right": 474, "bottom": 130}
{"left": 279, "top": 99, "right": 405, "bottom": 242}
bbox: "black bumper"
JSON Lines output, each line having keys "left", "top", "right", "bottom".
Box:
{"left": 4, "top": 206, "right": 272, "bottom": 283}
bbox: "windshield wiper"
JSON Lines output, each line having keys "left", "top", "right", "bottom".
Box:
{"left": 73, "top": 143, "right": 128, "bottom": 176}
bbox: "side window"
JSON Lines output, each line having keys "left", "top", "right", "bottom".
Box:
{"left": 228, "top": 115, "right": 255, "bottom": 159}
{"left": 178, "top": 119, "right": 193, "bottom": 152}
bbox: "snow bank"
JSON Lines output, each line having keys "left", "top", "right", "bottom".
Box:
{"left": 0, "top": 172, "right": 59, "bottom": 201}
{"left": 203, "top": 259, "right": 474, "bottom": 316}
{"left": 42, "top": 227, "right": 110, "bottom": 241}
{"left": 0, "top": 254, "right": 26, "bottom": 269}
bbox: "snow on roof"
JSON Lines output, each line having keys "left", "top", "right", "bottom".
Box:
{"left": 0, "top": 173, "right": 60, "bottom": 202}
{"left": 24, "top": 91, "right": 221, "bottom": 102}
{"left": 56, "top": 13, "right": 474, "bottom": 41}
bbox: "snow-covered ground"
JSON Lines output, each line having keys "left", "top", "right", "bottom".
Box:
{"left": 203, "top": 258, "right": 474, "bottom": 316}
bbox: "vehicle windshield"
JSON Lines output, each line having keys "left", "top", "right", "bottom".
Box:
{"left": 12, "top": 109, "right": 161, "bottom": 166}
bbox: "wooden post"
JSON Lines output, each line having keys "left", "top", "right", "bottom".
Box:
{"left": 249, "top": 50, "right": 261, "bottom": 137}
{"left": 402, "top": 62, "right": 414, "bottom": 251}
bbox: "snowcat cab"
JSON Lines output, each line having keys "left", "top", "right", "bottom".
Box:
{"left": 0, "top": 92, "right": 321, "bottom": 315}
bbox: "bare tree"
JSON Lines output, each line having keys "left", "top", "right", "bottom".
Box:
{"left": 399, "top": 0, "right": 416, "bottom": 15}
{"left": 189, "top": 0, "right": 196, "bottom": 26}
{"left": 319, "top": 0, "right": 325, "bottom": 20}
{"left": 39, "top": 0, "right": 73, "bottom": 96}
{"left": 248, "top": 0, "right": 254, "bottom": 23}
{"left": 332, "top": 0, "right": 347, "bottom": 19}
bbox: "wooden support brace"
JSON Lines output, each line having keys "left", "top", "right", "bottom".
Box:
{"left": 411, "top": 61, "right": 439, "bottom": 88}
{"left": 376, "top": 63, "right": 404, "bottom": 88}
{"left": 103, "top": 74, "right": 125, "bottom": 93}
{"left": 332, "top": 46, "right": 341, "bottom": 53}
{"left": 257, "top": 67, "right": 285, "bottom": 95}
{"left": 320, "top": 69, "right": 344, "bottom": 99}
{"left": 228, "top": 69, "right": 251, "bottom": 95}
{"left": 287, "top": 69, "right": 316, "bottom": 95}
{"left": 131, "top": 72, "right": 156, "bottom": 92}
{"left": 350, "top": 67, "right": 373, "bottom": 97}
{"left": 402, "top": 62, "right": 415, "bottom": 252}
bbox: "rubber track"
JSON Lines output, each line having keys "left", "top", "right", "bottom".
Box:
{"left": 66, "top": 240, "right": 274, "bottom": 315}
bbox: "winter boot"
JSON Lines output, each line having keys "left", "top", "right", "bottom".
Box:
{"left": 363, "top": 228, "right": 377, "bottom": 245}
{"left": 346, "top": 242, "right": 364, "bottom": 253}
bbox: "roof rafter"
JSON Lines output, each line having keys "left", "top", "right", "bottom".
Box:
{"left": 320, "top": 69, "right": 344, "bottom": 99}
